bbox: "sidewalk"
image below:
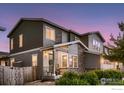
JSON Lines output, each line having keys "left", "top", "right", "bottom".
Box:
{"left": 25, "top": 80, "right": 55, "bottom": 85}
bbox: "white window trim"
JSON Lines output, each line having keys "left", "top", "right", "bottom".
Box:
{"left": 61, "top": 53, "right": 68, "bottom": 68}
{"left": 10, "top": 58, "right": 15, "bottom": 67}
{"left": 0, "top": 60, "right": 6, "bottom": 66}
{"left": 10, "top": 38, "right": 14, "bottom": 50}
{"left": 32, "top": 54, "right": 38, "bottom": 66}
{"left": 72, "top": 55, "right": 78, "bottom": 68}
{"left": 93, "top": 39, "right": 101, "bottom": 51}
{"left": 19, "top": 34, "right": 23, "bottom": 48}
{"left": 60, "top": 53, "right": 78, "bottom": 69}
{"left": 45, "top": 26, "right": 55, "bottom": 41}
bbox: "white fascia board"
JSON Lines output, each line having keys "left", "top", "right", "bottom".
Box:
{"left": 54, "top": 40, "right": 89, "bottom": 50}
{"left": 9, "top": 47, "right": 42, "bottom": 57}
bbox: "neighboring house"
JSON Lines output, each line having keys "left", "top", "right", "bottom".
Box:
{"left": 6, "top": 18, "right": 123, "bottom": 80}
{"left": 101, "top": 45, "right": 123, "bottom": 70}
{"left": 0, "top": 52, "right": 9, "bottom": 66}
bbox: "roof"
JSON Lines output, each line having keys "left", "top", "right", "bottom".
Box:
{"left": 7, "top": 18, "right": 105, "bottom": 42}
{"left": 0, "top": 26, "right": 6, "bottom": 31}
{"left": 81, "top": 31, "right": 105, "bottom": 42}
{"left": 54, "top": 40, "right": 89, "bottom": 50}
{"left": 7, "top": 18, "right": 81, "bottom": 37}
{"left": 0, "top": 51, "right": 9, "bottom": 58}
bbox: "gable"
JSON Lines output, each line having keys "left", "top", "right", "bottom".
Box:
{"left": 81, "top": 31, "right": 105, "bottom": 42}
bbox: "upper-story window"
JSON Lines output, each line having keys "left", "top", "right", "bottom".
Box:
{"left": 19, "top": 34, "right": 23, "bottom": 48}
{"left": 45, "top": 26, "right": 55, "bottom": 41}
{"left": 93, "top": 39, "right": 101, "bottom": 51}
{"left": 10, "top": 38, "right": 14, "bottom": 50}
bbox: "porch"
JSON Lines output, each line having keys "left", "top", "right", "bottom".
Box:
{"left": 41, "top": 42, "right": 84, "bottom": 80}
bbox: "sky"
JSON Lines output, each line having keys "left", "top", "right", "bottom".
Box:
{"left": 0, "top": 3, "right": 124, "bottom": 52}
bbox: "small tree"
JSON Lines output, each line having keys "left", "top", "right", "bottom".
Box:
{"left": 104, "top": 22, "right": 124, "bottom": 69}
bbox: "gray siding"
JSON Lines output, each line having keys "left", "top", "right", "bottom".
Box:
{"left": 62, "top": 31, "right": 68, "bottom": 43}
{"left": 55, "top": 43, "right": 85, "bottom": 74}
{"left": 88, "top": 34, "right": 103, "bottom": 53}
{"left": 43, "top": 23, "right": 63, "bottom": 47}
{"left": 78, "top": 45, "right": 85, "bottom": 72}
{"left": 69, "top": 33, "right": 76, "bottom": 41}
{"left": 84, "top": 52, "right": 100, "bottom": 70}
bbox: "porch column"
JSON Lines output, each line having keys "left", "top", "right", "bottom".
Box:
{"left": 53, "top": 49, "right": 56, "bottom": 78}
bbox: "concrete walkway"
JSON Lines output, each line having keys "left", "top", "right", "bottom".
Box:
{"left": 25, "top": 80, "right": 55, "bottom": 85}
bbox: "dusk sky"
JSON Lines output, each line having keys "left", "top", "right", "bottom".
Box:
{"left": 0, "top": 3, "right": 124, "bottom": 52}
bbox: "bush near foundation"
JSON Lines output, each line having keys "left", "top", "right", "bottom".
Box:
{"left": 55, "top": 71, "right": 98, "bottom": 85}
{"left": 55, "top": 70, "right": 124, "bottom": 85}
{"left": 94, "top": 70, "right": 122, "bottom": 80}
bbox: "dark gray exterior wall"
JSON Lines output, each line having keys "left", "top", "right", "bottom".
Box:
{"left": 10, "top": 50, "right": 42, "bottom": 67}
{"left": 10, "top": 50, "right": 43, "bottom": 79}
{"left": 10, "top": 20, "right": 43, "bottom": 54}
{"left": 84, "top": 52, "right": 100, "bottom": 70}
{"left": 69, "top": 32, "right": 79, "bottom": 42}
{"left": 80, "top": 35, "right": 88, "bottom": 47}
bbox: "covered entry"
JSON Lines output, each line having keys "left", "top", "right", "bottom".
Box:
{"left": 43, "top": 49, "right": 54, "bottom": 78}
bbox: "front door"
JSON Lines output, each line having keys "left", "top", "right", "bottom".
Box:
{"left": 43, "top": 50, "right": 54, "bottom": 76}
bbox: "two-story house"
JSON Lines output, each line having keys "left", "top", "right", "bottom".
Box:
{"left": 7, "top": 18, "right": 119, "bottom": 80}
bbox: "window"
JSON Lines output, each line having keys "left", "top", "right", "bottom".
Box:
{"left": 19, "top": 34, "right": 23, "bottom": 47}
{"left": 10, "top": 38, "right": 14, "bottom": 50}
{"left": 45, "top": 26, "right": 55, "bottom": 41}
{"left": 10, "top": 58, "right": 15, "bottom": 67}
{"left": 61, "top": 54, "right": 68, "bottom": 68}
{"left": 73, "top": 56, "right": 78, "bottom": 68}
{"left": 32, "top": 54, "right": 38, "bottom": 66}
{"left": 69, "top": 56, "right": 73, "bottom": 68}
{"left": 1, "top": 60, "right": 6, "bottom": 66}
{"left": 93, "top": 39, "right": 101, "bottom": 51}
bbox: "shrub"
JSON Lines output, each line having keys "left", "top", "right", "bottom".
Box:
{"left": 55, "top": 77, "right": 71, "bottom": 85}
{"left": 55, "top": 71, "right": 90, "bottom": 85}
{"left": 80, "top": 71, "right": 99, "bottom": 85}
{"left": 71, "top": 79, "right": 89, "bottom": 85}
{"left": 55, "top": 70, "right": 123, "bottom": 85}
{"left": 55, "top": 77, "right": 89, "bottom": 85}
{"left": 62, "top": 71, "right": 79, "bottom": 79}
{"left": 94, "top": 70, "right": 104, "bottom": 80}
{"left": 94, "top": 70, "right": 122, "bottom": 80}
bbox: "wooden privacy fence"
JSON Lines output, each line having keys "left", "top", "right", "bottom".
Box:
{"left": 0, "top": 66, "right": 38, "bottom": 85}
